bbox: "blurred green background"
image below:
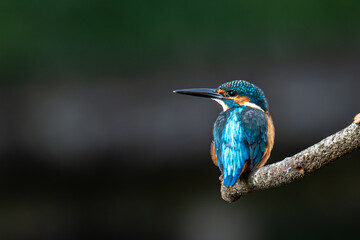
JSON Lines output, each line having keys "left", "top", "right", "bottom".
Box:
{"left": 1, "top": 1, "right": 360, "bottom": 239}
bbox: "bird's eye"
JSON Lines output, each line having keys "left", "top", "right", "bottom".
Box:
{"left": 228, "top": 90, "right": 236, "bottom": 97}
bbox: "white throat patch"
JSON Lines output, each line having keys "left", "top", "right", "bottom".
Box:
{"left": 212, "top": 99, "right": 229, "bottom": 112}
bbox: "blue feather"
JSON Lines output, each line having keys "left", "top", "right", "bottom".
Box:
{"left": 240, "top": 108, "right": 268, "bottom": 170}
{"left": 213, "top": 107, "right": 268, "bottom": 186}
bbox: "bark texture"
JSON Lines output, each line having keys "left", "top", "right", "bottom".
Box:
{"left": 220, "top": 113, "right": 360, "bottom": 202}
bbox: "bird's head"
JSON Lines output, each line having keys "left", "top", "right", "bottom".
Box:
{"left": 174, "top": 80, "right": 269, "bottom": 112}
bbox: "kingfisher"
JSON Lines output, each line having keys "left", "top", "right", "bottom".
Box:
{"left": 174, "top": 80, "right": 275, "bottom": 186}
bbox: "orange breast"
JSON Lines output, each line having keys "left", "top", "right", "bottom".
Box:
{"left": 256, "top": 113, "right": 275, "bottom": 169}
{"left": 210, "top": 141, "right": 218, "bottom": 167}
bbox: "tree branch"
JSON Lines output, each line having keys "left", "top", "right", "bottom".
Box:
{"left": 220, "top": 113, "right": 360, "bottom": 203}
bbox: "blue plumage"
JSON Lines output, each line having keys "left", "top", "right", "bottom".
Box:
{"left": 214, "top": 107, "right": 268, "bottom": 186}
{"left": 174, "top": 80, "right": 274, "bottom": 187}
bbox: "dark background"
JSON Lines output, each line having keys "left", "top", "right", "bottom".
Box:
{"left": 1, "top": 1, "right": 360, "bottom": 239}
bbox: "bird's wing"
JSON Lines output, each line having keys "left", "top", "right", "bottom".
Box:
{"left": 213, "top": 107, "right": 267, "bottom": 186}
{"left": 239, "top": 107, "right": 268, "bottom": 171}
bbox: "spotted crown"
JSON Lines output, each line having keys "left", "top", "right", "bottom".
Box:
{"left": 217, "top": 80, "right": 269, "bottom": 111}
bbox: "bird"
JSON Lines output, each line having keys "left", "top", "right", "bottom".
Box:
{"left": 173, "top": 80, "right": 275, "bottom": 186}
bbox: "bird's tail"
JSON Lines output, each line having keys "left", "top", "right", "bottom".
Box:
{"left": 223, "top": 171, "right": 241, "bottom": 186}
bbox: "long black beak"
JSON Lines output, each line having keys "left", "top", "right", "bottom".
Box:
{"left": 173, "top": 88, "right": 223, "bottom": 99}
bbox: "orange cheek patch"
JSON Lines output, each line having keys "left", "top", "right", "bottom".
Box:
{"left": 234, "top": 96, "right": 250, "bottom": 105}
{"left": 217, "top": 89, "right": 225, "bottom": 94}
